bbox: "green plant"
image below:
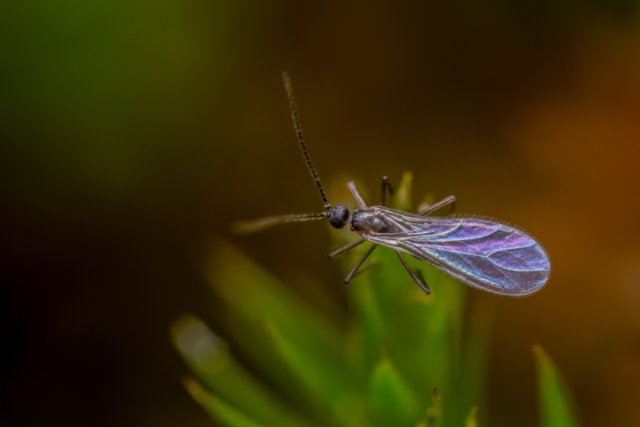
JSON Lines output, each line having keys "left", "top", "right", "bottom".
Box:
{"left": 171, "top": 172, "right": 578, "bottom": 426}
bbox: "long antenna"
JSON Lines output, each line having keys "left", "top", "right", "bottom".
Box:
{"left": 231, "top": 212, "right": 327, "bottom": 234}
{"left": 282, "top": 71, "right": 331, "bottom": 210}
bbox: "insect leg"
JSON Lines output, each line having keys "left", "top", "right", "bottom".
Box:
{"left": 395, "top": 252, "right": 431, "bottom": 294}
{"left": 380, "top": 176, "right": 395, "bottom": 206}
{"left": 418, "top": 195, "right": 456, "bottom": 215}
{"left": 328, "top": 237, "right": 366, "bottom": 259}
{"left": 347, "top": 181, "right": 368, "bottom": 209}
{"left": 344, "top": 245, "right": 378, "bottom": 284}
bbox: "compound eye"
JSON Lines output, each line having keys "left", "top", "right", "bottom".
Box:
{"left": 328, "top": 205, "right": 350, "bottom": 229}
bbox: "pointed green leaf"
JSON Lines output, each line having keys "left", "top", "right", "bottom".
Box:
{"left": 368, "top": 353, "right": 420, "bottom": 426}
{"left": 533, "top": 345, "right": 579, "bottom": 427}
{"left": 465, "top": 405, "right": 479, "bottom": 427}
{"left": 395, "top": 171, "right": 414, "bottom": 211}
{"left": 183, "top": 377, "right": 265, "bottom": 427}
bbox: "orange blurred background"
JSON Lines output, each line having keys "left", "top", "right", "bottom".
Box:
{"left": 3, "top": 1, "right": 640, "bottom": 426}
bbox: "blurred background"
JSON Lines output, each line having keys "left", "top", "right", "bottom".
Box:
{"left": 3, "top": 1, "right": 640, "bottom": 426}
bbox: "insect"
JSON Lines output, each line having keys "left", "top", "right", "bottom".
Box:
{"left": 234, "top": 72, "right": 550, "bottom": 296}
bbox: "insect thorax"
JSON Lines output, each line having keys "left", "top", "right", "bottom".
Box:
{"left": 350, "top": 208, "right": 394, "bottom": 234}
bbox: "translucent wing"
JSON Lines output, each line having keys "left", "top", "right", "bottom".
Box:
{"left": 364, "top": 207, "right": 550, "bottom": 296}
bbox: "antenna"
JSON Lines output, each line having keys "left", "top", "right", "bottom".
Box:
{"left": 282, "top": 71, "right": 331, "bottom": 210}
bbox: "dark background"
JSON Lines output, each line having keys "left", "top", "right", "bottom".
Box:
{"left": 3, "top": 1, "right": 640, "bottom": 426}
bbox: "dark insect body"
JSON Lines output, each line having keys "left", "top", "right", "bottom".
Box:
{"left": 234, "top": 72, "right": 550, "bottom": 296}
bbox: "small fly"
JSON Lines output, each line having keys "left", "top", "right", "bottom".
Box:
{"left": 234, "top": 72, "right": 550, "bottom": 296}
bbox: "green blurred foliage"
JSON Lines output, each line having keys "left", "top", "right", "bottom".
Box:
{"left": 173, "top": 176, "right": 578, "bottom": 426}
{"left": 534, "top": 345, "right": 580, "bottom": 427}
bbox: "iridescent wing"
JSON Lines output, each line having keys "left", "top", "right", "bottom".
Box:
{"left": 363, "top": 207, "right": 550, "bottom": 296}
